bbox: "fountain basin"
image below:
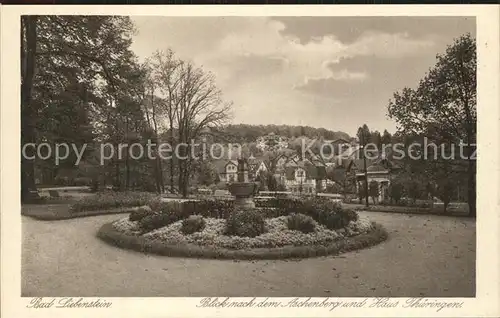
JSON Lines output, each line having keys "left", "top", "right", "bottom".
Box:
{"left": 228, "top": 182, "right": 259, "bottom": 209}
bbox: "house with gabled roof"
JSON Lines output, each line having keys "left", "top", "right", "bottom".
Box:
{"left": 343, "top": 153, "right": 402, "bottom": 202}
{"left": 213, "top": 159, "right": 240, "bottom": 183}
{"left": 213, "top": 153, "right": 269, "bottom": 184}
{"left": 280, "top": 158, "right": 328, "bottom": 195}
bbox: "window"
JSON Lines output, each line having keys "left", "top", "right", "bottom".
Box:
{"left": 296, "top": 170, "right": 304, "bottom": 177}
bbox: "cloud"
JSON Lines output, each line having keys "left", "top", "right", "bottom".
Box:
{"left": 129, "top": 16, "right": 473, "bottom": 135}
{"left": 295, "top": 69, "right": 369, "bottom": 92}
{"left": 273, "top": 16, "right": 476, "bottom": 45}
{"left": 344, "top": 31, "right": 437, "bottom": 58}
{"left": 198, "top": 19, "right": 436, "bottom": 89}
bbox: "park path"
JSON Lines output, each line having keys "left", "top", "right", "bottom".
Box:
{"left": 22, "top": 211, "right": 475, "bottom": 297}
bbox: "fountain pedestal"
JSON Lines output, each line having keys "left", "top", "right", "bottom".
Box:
{"left": 228, "top": 159, "right": 258, "bottom": 209}
{"left": 229, "top": 182, "right": 258, "bottom": 209}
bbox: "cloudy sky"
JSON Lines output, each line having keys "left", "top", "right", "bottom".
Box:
{"left": 130, "top": 16, "right": 475, "bottom": 137}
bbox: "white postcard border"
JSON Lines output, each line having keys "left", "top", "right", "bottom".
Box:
{"left": 1, "top": 4, "right": 499, "bottom": 318}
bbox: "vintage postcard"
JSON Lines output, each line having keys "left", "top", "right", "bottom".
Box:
{"left": 1, "top": 3, "right": 499, "bottom": 318}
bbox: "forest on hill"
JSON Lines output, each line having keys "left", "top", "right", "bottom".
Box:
{"left": 217, "top": 124, "right": 352, "bottom": 143}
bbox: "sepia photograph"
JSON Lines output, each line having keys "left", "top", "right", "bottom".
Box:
{"left": 18, "top": 15, "right": 479, "bottom": 299}
{"left": 0, "top": 4, "right": 496, "bottom": 317}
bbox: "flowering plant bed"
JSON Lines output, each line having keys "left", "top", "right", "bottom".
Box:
{"left": 22, "top": 204, "right": 151, "bottom": 221}
{"left": 97, "top": 213, "right": 388, "bottom": 260}
{"left": 70, "top": 191, "right": 157, "bottom": 213}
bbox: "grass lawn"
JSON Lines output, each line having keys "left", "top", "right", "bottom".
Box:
{"left": 343, "top": 203, "right": 470, "bottom": 217}
{"left": 21, "top": 203, "right": 150, "bottom": 221}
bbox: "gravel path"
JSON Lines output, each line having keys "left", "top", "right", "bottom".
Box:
{"left": 22, "top": 211, "right": 475, "bottom": 297}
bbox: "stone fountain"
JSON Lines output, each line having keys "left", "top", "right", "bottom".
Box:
{"left": 228, "top": 158, "right": 259, "bottom": 209}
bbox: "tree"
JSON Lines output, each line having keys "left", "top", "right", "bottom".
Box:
{"left": 436, "top": 179, "right": 454, "bottom": 214}
{"left": 255, "top": 171, "right": 268, "bottom": 191}
{"left": 149, "top": 50, "right": 232, "bottom": 197}
{"left": 357, "top": 124, "right": 371, "bottom": 145}
{"left": 266, "top": 172, "right": 278, "bottom": 191}
{"left": 357, "top": 125, "right": 370, "bottom": 207}
{"left": 21, "top": 16, "right": 40, "bottom": 201}
{"left": 197, "top": 161, "right": 219, "bottom": 186}
{"left": 371, "top": 131, "right": 382, "bottom": 150}
{"left": 369, "top": 181, "right": 379, "bottom": 204}
{"left": 388, "top": 181, "right": 403, "bottom": 204}
{"left": 21, "top": 16, "right": 145, "bottom": 201}
{"left": 381, "top": 129, "right": 392, "bottom": 145}
{"left": 358, "top": 182, "right": 366, "bottom": 203}
{"left": 406, "top": 180, "right": 421, "bottom": 205}
{"left": 326, "top": 165, "right": 354, "bottom": 197}
{"left": 388, "top": 33, "right": 476, "bottom": 217}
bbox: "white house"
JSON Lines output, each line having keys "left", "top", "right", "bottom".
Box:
{"left": 283, "top": 163, "right": 327, "bottom": 194}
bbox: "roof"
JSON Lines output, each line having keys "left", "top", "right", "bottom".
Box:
{"left": 366, "top": 163, "right": 389, "bottom": 173}
{"left": 213, "top": 159, "right": 238, "bottom": 174}
{"left": 347, "top": 156, "right": 402, "bottom": 174}
{"left": 284, "top": 164, "right": 327, "bottom": 180}
{"left": 325, "top": 138, "right": 349, "bottom": 144}
{"left": 325, "top": 138, "right": 350, "bottom": 144}
{"left": 247, "top": 156, "right": 260, "bottom": 166}
{"left": 226, "top": 160, "right": 238, "bottom": 167}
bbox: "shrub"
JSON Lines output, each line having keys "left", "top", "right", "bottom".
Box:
{"left": 139, "top": 200, "right": 219, "bottom": 233}
{"left": 254, "top": 197, "right": 358, "bottom": 230}
{"left": 399, "top": 197, "right": 409, "bottom": 206}
{"left": 90, "top": 179, "right": 99, "bottom": 193}
{"left": 74, "top": 177, "right": 92, "bottom": 186}
{"left": 416, "top": 201, "right": 431, "bottom": 208}
{"left": 70, "top": 191, "right": 156, "bottom": 212}
{"left": 139, "top": 213, "right": 183, "bottom": 233}
{"left": 255, "top": 197, "right": 303, "bottom": 214}
{"left": 258, "top": 207, "right": 283, "bottom": 219}
{"left": 216, "top": 182, "right": 228, "bottom": 190}
{"left": 369, "top": 180, "right": 379, "bottom": 204}
{"left": 208, "top": 184, "right": 218, "bottom": 193}
{"left": 225, "top": 209, "right": 266, "bottom": 238}
{"left": 129, "top": 206, "right": 155, "bottom": 222}
{"left": 181, "top": 215, "right": 206, "bottom": 235}
{"left": 149, "top": 200, "right": 183, "bottom": 215}
{"left": 287, "top": 213, "right": 316, "bottom": 233}
{"left": 388, "top": 182, "right": 403, "bottom": 204}
{"left": 148, "top": 199, "right": 235, "bottom": 219}
{"left": 296, "top": 198, "right": 358, "bottom": 230}
{"left": 183, "top": 199, "right": 235, "bottom": 219}
{"left": 344, "top": 208, "right": 359, "bottom": 222}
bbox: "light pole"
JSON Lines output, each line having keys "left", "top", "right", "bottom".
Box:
{"left": 360, "top": 139, "right": 369, "bottom": 208}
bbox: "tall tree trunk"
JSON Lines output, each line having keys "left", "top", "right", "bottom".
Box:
{"left": 125, "top": 116, "right": 130, "bottom": 190}
{"left": 466, "top": 120, "right": 476, "bottom": 217}
{"left": 458, "top": 53, "right": 476, "bottom": 218}
{"left": 143, "top": 100, "right": 157, "bottom": 192}
{"left": 150, "top": 89, "right": 163, "bottom": 194}
{"left": 21, "top": 16, "right": 38, "bottom": 202}
{"left": 467, "top": 159, "right": 476, "bottom": 217}
{"left": 169, "top": 121, "right": 175, "bottom": 194}
{"left": 114, "top": 158, "right": 120, "bottom": 190}
{"left": 178, "top": 157, "right": 189, "bottom": 198}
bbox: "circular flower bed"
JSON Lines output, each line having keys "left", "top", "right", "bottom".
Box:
{"left": 112, "top": 214, "right": 375, "bottom": 249}
{"left": 98, "top": 197, "right": 388, "bottom": 259}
